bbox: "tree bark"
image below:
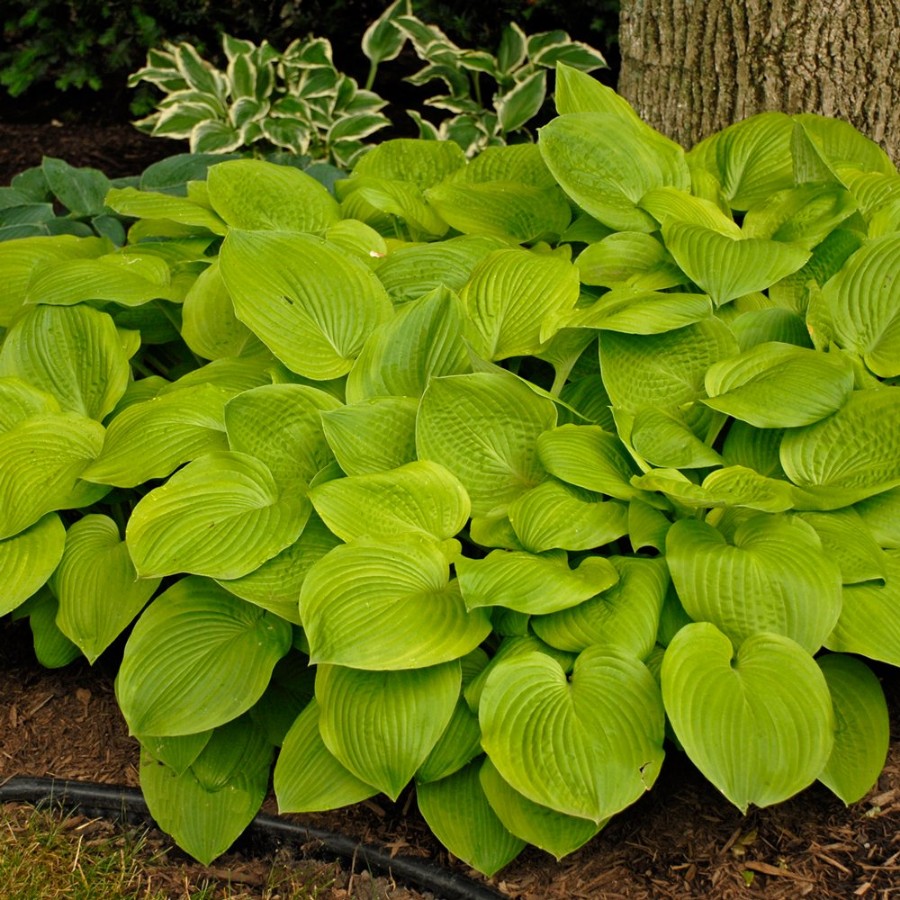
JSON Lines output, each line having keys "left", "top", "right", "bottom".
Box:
{"left": 617, "top": 0, "right": 900, "bottom": 164}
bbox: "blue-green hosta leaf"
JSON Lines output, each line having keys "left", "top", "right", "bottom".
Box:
{"left": 599, "top": 318, "right": 739, "bottom": 412}
{"left": 346, "top": 286, "right": 471, "bottom": 402}
{"left": 82, "top": 384, "right": 230, "bottom": 488}
{"left": 53, "top": 515, "right": 161, "bottom": 663}
{"left": 425, "top": 180, "right": 571, "bottom": 243}
{"left": 508, "top": 479, "right": 628, "bottom": 553}
{"left": 219, "top": 229, "right": 393, "bottom": 380}
{"left": 797, "top": 509, "right": 886, "bottom": 585}
{"left": 24, "top": 251, "right": 177, "bottom": 307}
{"left": 0, "top": 413, "right": 105, "bottom": 539}
{"left": 629, "top": 406, "right": 723, "bottom": 469}
{"left": 826, "top": 549, "right": 900, "bottom": 666}
{"left": 310, "top": 460, "right": 470, "bottom": 542}
{"left": 417, "top": 759, "right": 525, "bottom": 877}
{"left": 536, "top": 424, "right": 643, "bottom": 502}
{"left": 662, "top": 223, "right": 810, "bottom": 307}
{"left": 320, "top": 396, "right": 419, "bottom": 476}
{"left": 126, "top": 451, "right": 310, "bottom": 580}
{"left": 855, "top": 488, "right": 900, "bottom": 549}
{"left": 374, "top": 234, "right": 507, "bottom": 305}
{"left": 417, "top": 372, "right": 557, "bottom": 517}
{"left": 316, "top": 661, "right": 460, "bottom": 799}
{"left": 0, "top": 513, "right": 65, "bottom": 616}
{"left": 666, "top": 515, "right": 842, "bottom": 654}
{"left": 417, "top": 698, "right": 483, "bottom": 784}
{"left": 274, "top": 699, "right": 378, "bottom": 813}
{"left": 817, "top": 654, "right": 890, "bottom": 805}
{"left": 661, "top": 623, "right": 834, "bottom": 811}
{"left": 224, "top": 384, "right": 340, "bottom": 487}
{"left": 181, "top": 261, "right": 255, "bottom": 359}
{"left": 532, "top": 556, "right": 669, "bottom": 657}
{"left": 117, "top": 576, "right": 292, "bottom": 736}
{"left": 206, "top": 159, "right": 340, "bottom": 233}
{"left": 457, "top": 550, "right": 617, "bottom": 615}
{"left": 687, "top": 112, "right": 795, "bottom": 211}
{"left": 479, "top": 758, "right": 602, "bottom": 860}
{"left": 300, "top": 534, "right": 491, "bottom": 670}
{"left": 105, "top": 186, "right": 227, "bottom": 234}
{"left": 575, "top": 232, "right": 689, "bottom": 291}
{"left": 480, "top": 645, "right": 665, "bottom": 822}
{"left": 217, "top": 513, "right": 340, "bottom": 625}
{"left": 139, "top": 717, "right": 272, "bottom": 865}
{"left": 780, "top": 389, "right": 900, "bottom": 509}
{"left": 41, "top": 156, "right": 109, "bottom": 218}
{"left": 539, "top": 112, "right": 690, "bottom": 232}
{"left": 0, "top": 304, "right": 130, "bottom": 420}
{"left": 703, "top": 343, "right": 855, "bottom": 428}
{"left": 819, "top": 235, "right": 900, "bottom": 377}
{"left": 461, "top": 248, "right": 580, "bottom": 359}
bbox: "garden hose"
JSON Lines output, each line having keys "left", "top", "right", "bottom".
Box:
{"left": 0, "top": 776, "right": 504, "bottom": 900}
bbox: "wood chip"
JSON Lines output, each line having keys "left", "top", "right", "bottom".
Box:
{"left": 742, "top": 860, "right": 815, "bottom": 881}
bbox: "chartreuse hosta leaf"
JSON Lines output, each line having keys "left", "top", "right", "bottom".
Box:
{"left": 639, "top": 186, "right": 741, "bottom": 235}
{"left": 0, "top": 513, "right": 65, "bottom": 617}
{"left": 539, "top": 112, "right": 690, "bottom": 233}
{"left": 320, "top": 396, "right": 418, "bottom": 476}
{"left": 508, "top": 478, "right": 629, "bottom": 553}
{"left": 417, "top": 372, "right": 557, "bottom": 517}
{"left": 300, "top": 534, "right": 490, "bottom": 670}
{"left": 456, "top": 550, "right": 618, "bottom": 615}
{"left": 576, "top": 233, "right": 690, "bottom": 291}
{"left": 140, "top": 716, "right": 272, "bottom": 865}
{"left": 479, "top": 758, "right": 602, "bottom": 860}
{"left": 82, "top": 384, "right": 231, "bottom": 488}
{"left": 0, "top": 412, "right": 105, "bottom": 540}
{"left": 666, "top": 515, "right": 842, "bottom": 654}
{"left": 855, "top": 488, "right": 900, "bottom": 548}
{"left": 274, "top": 698, "right": 378, "bottom": 813}
{"left": 536, "top": 424, "right": 643, "bottom": 502}
{"left": 117, "top": 576, "right": 292, "bottom": 736}
{"left": 417, "top": 759, "right": 525, "bottom": 877}
{"left": 0, "top": 304, "right": 130, "bottom": 420}
{"left": 339, "top": 177, "right": 448, "bottom": 240}
{"left": 662, "top": 222, "right": 810, "bottom": 307}
{"left": 826, "top": 549, "right": 900, "bottom": 666}
{"left": 781, "top": 389, "right": 900, "bottom": 508}
{"left": 345, "top": 286, "right": 471, "bottom": 402}
{"left": 216, "top": 513, "right": 340, "bottom": 625}
{"left": 797, "top": 509, "right": 886, "bottom": 585}
{"left": 140, "top": 731, "right": 212, "bottom": 776}
{"left": 819, "top": 235, "right": 900, "bottom": 377}
{"left": 14, "top": 588, "right": 80, "bottom": 668}
{"left": 52, "top": 515, "right": 161, "bottom": 663}
{"left": 661, "top": 623, "right": 834, "bottom": 812}
{"left": 532, "top": 556, "right": 669, "bottom": 657}
{"left": 703, "top": 343, "right": 855, "bottom": 428}
{"left": 599, "top": 318, "right": 739, "bottom": 412}
{"left": 206, "top": 159, "right": 340, "bottom": 232}
{"left": 126, "top": 451, "right": 310, "bottom": 580}
{"left": 417, "top": 691, "right": 484, "bottom": 783}
{"left": 104, "top": 186, "right": 227, "bottom": 234}
{"left": 792, "top": 114, "right": 896, "bottom": 182}
{"left": 461, "top": 248, "right": 580, "bottom": 359}
{"left": 480, "top": 645, "right": 665, "bottom": 822}
{"left": 629, "top": 406, "right": 723, "bottom": 469}
{"left": 818, "top": 655, "right": 889, "bottom": 804}
{"left": 310, "top": 460, "right": 470, "bottom": 542}
{"left": 0, "top": 377, "right": 61, "bottom": 431}
{"left": 316, "top": 661, "right": 460, "bottom": 799}
{"left": 219, "top": 229, "right": 393, "bottom": 380}
{"left": 224, "top": 384, "right": 340, "bottom": 487}
{"left": 181, "top": 261, "right": 255, "bottom": 360}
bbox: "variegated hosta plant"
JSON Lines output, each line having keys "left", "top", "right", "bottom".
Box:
{"left": 3, "top": 63, "right": 900, "bottom": 876}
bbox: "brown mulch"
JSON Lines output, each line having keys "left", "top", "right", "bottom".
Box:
{"left": 1, "top": 616, "right": 898, "bottom": 900}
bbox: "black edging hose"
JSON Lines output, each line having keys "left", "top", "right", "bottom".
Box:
{"left": 0, "top": 776, "right": 504, "bottom": 900}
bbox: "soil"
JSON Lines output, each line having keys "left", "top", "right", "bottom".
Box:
{"left": 1, "top": 119, "right": 900, "bottom": 900}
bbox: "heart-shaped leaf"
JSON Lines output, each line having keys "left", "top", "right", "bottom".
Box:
{"left": 666, "top": 515, "right": 842, "bottom": 653}
{"left": 316, "top": 661, "right": 460, "bottom": 799}
{"left": 181, "top": 261, "right": 255, "bottom": 359}
{"left": 661, "top": 623, "right": 834, "bottom": 811}
{"left": 53, "top": 515, "right": 161, "bottom": 663}
{"left": 480, "top": 645, "right": 665, "bottom": 822}
{"left": 126, "top": 451, "right": 310, "bottom": 580}
{"left": 117, "top": 576, "right": 292, "bottom": 736}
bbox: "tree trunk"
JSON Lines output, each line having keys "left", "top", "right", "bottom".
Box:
{"left": 617, "top": 0, "right": 900, "bottom": 164}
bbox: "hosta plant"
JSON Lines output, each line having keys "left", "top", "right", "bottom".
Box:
{"left": 2, "top": 63, "right": 899, "bottom": 876}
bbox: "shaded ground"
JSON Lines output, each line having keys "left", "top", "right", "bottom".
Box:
{"left": 1, "top": 617, "right": 898, "bottom": 899}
